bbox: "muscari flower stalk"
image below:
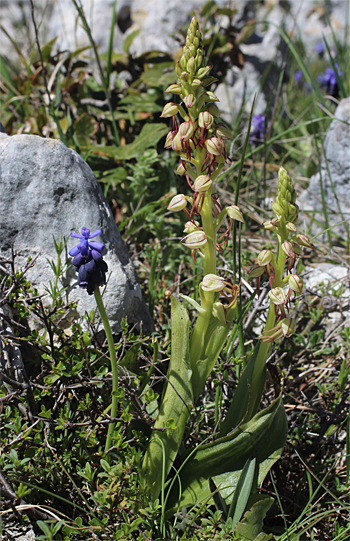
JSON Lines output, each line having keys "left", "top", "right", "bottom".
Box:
{"left": 69, "top": 227, "right": 117, "bottom": 454}
{"left": 163, "top": 16, "right": 244, "bottom": 377}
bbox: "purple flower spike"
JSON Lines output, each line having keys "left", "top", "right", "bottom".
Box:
{"left": 69, "top": 227, "right": 108, "bottom": 295}
{"left": 294, "top": 70, "right": 302, "bottom": 83}
{"left": 249, "top": 114, "right": 266, "bottom": 147}
{"left": 317, "top": 64, "right": 341, "bottom": 98}
{"left": 315, "top": 40, "right": 325, "bottom": 56}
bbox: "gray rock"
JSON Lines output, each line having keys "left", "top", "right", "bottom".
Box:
{"left": 0, "top": 134, "right": 152, "bottom": 334}
{"left": 298, "top": 98, "right": 350, "bottom": 241}
{"left": 1, "top": 0, "right": 348, "bottom": 64}
{"left": 46, "top": 0, "right": 230, "bottom": 58}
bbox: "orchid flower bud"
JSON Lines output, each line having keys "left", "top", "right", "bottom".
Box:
{"left": 192, "top": 78, "right": 202, "bottom": 88}
{"left": 212, "top": 301, "right": 226, "bottom": 325}
{"left": 256, "top": 249, "right": 273, "bottom": 267}
{"left": 281, "top": 317, "right": 296, "bottom": 337}
{"left": 215, "top": 123, "right": 233, "bottom": 139}
{"left": 167, "top": 194, "right": 187, "bottom": 212}
{"left": 172, "top": 132, "right": 183, "bottom": 153}
{"left": 295, "top": 234, "right": 314, "bottom": 248}
{"left": 176, "top": 160, "right": 186, "bottom": 176}
{"left": 193, "top": 175, "right": 212, "bottom": 192}
{"left": 226, "top": 205, "right": 244, "bottom": 223}
{"left": 179, "top": 121, "right": 194, "bottom": 141}
{"left": 263, "top": 219, "right": 279, "bottom": 231}
{"left": 204, "top": 91, "right": 219, "bottom": 103}
{"left": 286, "top": 222, "right": 298, "bottom": 233}
{"left": 183, "top": 220, "right": 200, "bottom": 233}
{"left": 269, "top": 287, "right": 287, "bottom": 306}
{"left": 164, "top": 130, "right": 175, "bottom": 149}
{"left": 281, "top": 241, "right": 295, "bottom": 259}
{"left": 182, "top": 230, "right": 207, "bottom": 249}
{"left": 165, "top": 84, "right": 182, "bottom": 95}
{"left": 187, "top": 56, "right": 196, "bottom": 75}
{"left": 201, "top": 273, "right": 226, "bottom": 292}
{"left": 248, "top": 264, "right": 265, "bottom": 278}
{"left": 161, "top": 102, "right": 179, "bottom": 118}
{"left": 198, "top": 111, "right": 214, "bottom": 129}
{"left": 197, "top": 66, "right": 212, "bottom": 79}
{"left": 184, "top": 94, "right": 196, "bottom": 108}
{"left": 195, "top": 51, "right": 203, "bottom": 70}
{"left": 205, "top": 136, "right": 224, "bottom": 156}
{"left": 288, "top": 274, "right": 304, "bottom": 294}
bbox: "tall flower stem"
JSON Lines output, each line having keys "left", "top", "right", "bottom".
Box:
{"left": 94, "top": 287, "right": 118, "bottom": 453}
{"left": 189, "top": 188, "right": 216, "bottom": 365}
{"left": 246, "top": 236, "right": 287, "bottom": 420}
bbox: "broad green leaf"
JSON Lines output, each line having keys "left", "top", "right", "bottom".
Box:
{"left": 166, "top": 386, "right": 287, "bottom": 513}
{"left": 229, "top": 457, "right": 257, "bottom": 530}
{"left": 235, "top": 498, "right": 275, "bottom": 540}
{"left": 140, "top": 68, "right": 176, "bottom": 89}
{"left": 219, "top": 342, "right": 266, "bottom": 437}
{"left": 142, "top": 296, "right": 193, "bottom": 500}
{"left": 91, "top": 123, "right": 168, "bottom": 161}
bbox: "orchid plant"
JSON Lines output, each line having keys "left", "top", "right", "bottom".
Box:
{"left": 68, "top": 16, "right": 314, "bottom": 528}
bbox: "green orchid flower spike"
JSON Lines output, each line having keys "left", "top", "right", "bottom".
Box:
{"left": 141, "top": 18, "right": 310, "bottom": 522}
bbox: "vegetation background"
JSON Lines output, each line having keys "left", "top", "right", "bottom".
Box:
{"left": 0, "top": 0, "right": 350, "bottom": 539}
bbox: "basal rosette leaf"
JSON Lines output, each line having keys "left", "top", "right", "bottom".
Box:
{"left": 141, "top": 296, "right": 193, "bottom": 500}
{"left": 166, "top": 379, "right": 287, "bottom": 514}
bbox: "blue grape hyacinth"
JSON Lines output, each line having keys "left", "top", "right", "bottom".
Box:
{"left": 69, "top": 227, "right": 108, "bottom": 295}
{"left": 317, "top": 65, "right": 341, "bottom": 98}
{"left": 249, "top": 114, "right": 266, "bottom": 146}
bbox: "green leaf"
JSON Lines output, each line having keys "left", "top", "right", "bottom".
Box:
{"left": 140, "top": 68, "right": 176, "bottom": 89}
{"left": 219, "top": 342, "right": 265, "bottom": 437}
{"left": 166, "top": 386, "right": 287, "bottom": 514}
{"left": 91, "top": 123, "right": 168, "bottom": 161}
{"left": 141, "top": 296, "right": 193, "bottom": 500}
{"left": 235, "top": 498, "right": 275, "bottom": 540}
{"left": 39, "top": 405, "right": 52, "bottom": 419}
{"left": 118, "top": 91, "right": 163, "bottom": 114}
{"left": 37, "top": 521, "right": 52, "bottom": 538}
{"left": 40, "top": 37, "right": 58, "bottom": 61}
{"left": 228, "top": 457, "right": 256, "bottom": 530}
{"left": 123, "top": 29, "right": 141, "bottom": 54}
